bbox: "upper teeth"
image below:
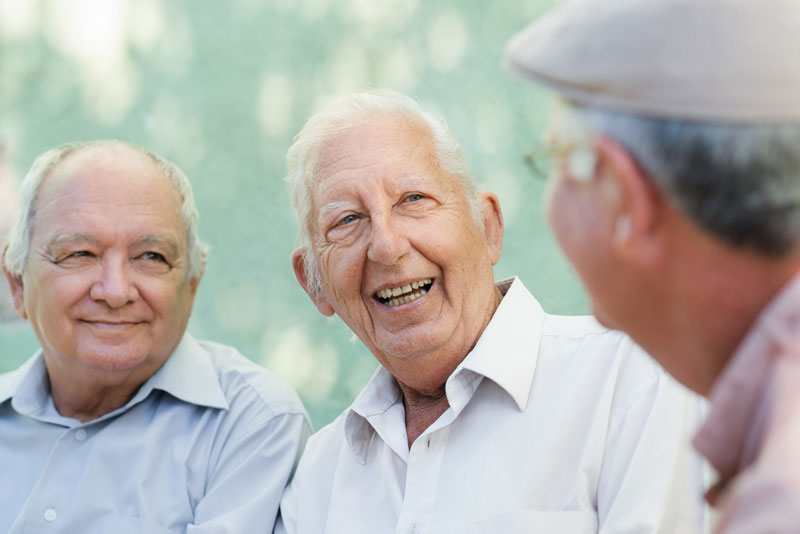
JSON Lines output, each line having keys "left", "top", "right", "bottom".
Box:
{"left": 376, "top": 278, "right": 432, "bottom": 300}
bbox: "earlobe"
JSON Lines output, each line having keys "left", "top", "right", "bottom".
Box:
{"left": 292, "top": 248, "right": 335, "bottom": 317}
{"left": 189, "top": 263, "right": 205, "bottom": 296}
{"left": 479, "top": 192, "right": 504, "bottom": 265}
{"left": 3, "top": 265, "right": 28, "bottom": 320}
{"left": 613, "top": 215, "right": 632, "bottom": 247}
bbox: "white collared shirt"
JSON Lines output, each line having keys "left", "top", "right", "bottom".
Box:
{"left": 0, "top": 334, "right": 311, "bottom": 534}
{"left": 277, "top": 278, "right": 707, "bottom": 534}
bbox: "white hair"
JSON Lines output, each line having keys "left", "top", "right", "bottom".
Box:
{"left": 555, "top": 102, "right": 800, "bottom": 256}
{"left": 3, "top": 140, "right": 209, "bottom": 279}
{"left": 285, "top": 89, "right": 481, "bottom": 291}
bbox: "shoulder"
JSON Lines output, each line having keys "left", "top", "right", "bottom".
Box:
{"left": 538, "top": 314, "right": 668, "bottom": 405}
{"left": 299, "top": 411, "right": 349, "bottom": 466}
{"left": 194, "top": 339, "right": 308, "bottom": 420}
{"left": 0, "top": 354, "right": 42, "bottom": 405}
{"left": 542, "top": 311, "right": 623, "bottom": 343}
{"left": 291, "top": 409, "right": 356, "bottom": 483}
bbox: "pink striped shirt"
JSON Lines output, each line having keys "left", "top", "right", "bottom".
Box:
{"left": 694, "top": 272, "right": 800, "bottom": 533}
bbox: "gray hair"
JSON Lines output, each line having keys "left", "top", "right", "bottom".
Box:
{"left": 562, "top": 104, "right": 800, "bottom": 256}
{"left": 286, "top": 89, "right": 481, "bottom": 291}
{"left": 4, "top": 140, "right": 209, "bottom": 279}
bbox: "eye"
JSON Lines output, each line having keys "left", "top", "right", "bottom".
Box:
{"left": 405, "top": 193, "right": 424, "bottom": 203}
{"left": 57, "top": 250, "right": 94, "bottom": 263}
{"left": 140, "top": 252, "right": 168, "bottom": 263}
{"left": 336, "top": 214, "right": 360, "bottom": 227}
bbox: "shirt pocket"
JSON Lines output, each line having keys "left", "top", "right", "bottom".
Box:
{"left": 468, "top": 510, "right": 598, "bottom": 534}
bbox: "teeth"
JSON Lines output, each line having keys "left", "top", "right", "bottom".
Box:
{"left": 376, "top": 278, "right": 432, "bottom": 306}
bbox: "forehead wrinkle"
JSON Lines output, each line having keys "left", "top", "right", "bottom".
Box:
{"left": 400, "top": 174, "right": 430, "bottom": 189}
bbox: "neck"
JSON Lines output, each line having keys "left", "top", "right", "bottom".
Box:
{"left": 50, "top": 379, "right": 141, "bottom": 422}
{"left": 44, "top": 358, "right": 159, "bottom": 423}
{"left": 398, "top": 381, "right": 450, "bottom": 448}
{"left": 637, "top": 224, "right": 800, "bottom": 395}
{"left": 391, "top": 284, "right": 503, "bottom": 447}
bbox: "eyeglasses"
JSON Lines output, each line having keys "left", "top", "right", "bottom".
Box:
{"left": 522, "top": 144, "right": 555, "bottom": 180}
{"left": 522, "top": 142, "right": 596, "bottom": 183}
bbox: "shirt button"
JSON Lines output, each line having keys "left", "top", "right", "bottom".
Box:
{"left": 44, "top": 508, "right": 57, "bottom": 522}
{"left": 75, "top": 429, "right": 87, "bottom": 442}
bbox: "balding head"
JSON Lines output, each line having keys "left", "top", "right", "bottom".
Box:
{"left": 4, "top": 140, "right": 208, "bottom": 280}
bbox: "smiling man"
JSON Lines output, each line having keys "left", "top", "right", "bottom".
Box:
{"left": 0, "top": 140, "right": 310, "bottom": 533}
{"left": 276, "top": 90, "right": 707, "bottom": 533}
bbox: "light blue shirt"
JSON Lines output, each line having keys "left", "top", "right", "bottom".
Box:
{"left": 0, "top": 334, "right": 310, "bottom": 534}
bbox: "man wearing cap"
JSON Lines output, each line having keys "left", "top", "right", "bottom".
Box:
{"left": 0, "top": 140, "right": 310, "bottom": 533}
{"left": 506, "top": 0, "right": 800, "bottom": 531}
{"left": 276, "top": 89, "right": 706, "bottom": 533}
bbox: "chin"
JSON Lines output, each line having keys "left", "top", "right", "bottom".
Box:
{"left": 590, "top": 305, "right": 621, "bottom": 331}
{"left": 79, "top": 347, "right": 153, "bottom": 372}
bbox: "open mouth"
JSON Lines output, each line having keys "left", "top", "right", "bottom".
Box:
{"left": 374, "top": 278, "right": 433, "bottom": 307}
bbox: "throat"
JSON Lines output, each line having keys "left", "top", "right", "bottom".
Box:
{"left": 402, "top": 388, "right": 449, "bottom": 448}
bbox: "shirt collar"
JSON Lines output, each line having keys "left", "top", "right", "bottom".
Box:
{"left": 0, "top": 333, "right": 228, "bottom": 422}
{"left": 345, "top": 366, "right": 403, "bottom": 464}
{"left": 0, "top": 353, "right": 49, "bottom": 415}
{"left": 343, "top": 277, "right": 545, "bottom": 461}
{"left": 452, "top": 277, "right": 544, "bottom": 412}
{"left": 140, "top": 333, "right": 228, "bottom": 411}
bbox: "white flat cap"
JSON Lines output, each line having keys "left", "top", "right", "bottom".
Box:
{"left": 505, "top": 0, "right": 800, "bottom": 122}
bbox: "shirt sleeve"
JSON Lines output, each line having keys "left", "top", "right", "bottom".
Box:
{"left": 596, "top": 344, "right": 709, "bottom": 534}
{"left": 186, "top": 411, "right": 312, "bottom": 534}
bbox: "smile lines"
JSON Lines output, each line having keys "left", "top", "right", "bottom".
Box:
{"left": 375, "top": 278, "right": 432, "bottom": 307}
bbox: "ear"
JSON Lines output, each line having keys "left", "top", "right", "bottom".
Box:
{"left": 593, "top": 136, "right": 662, "bottom": 261}
{"left": 3, "top": 261, "right": 28, "bottom": 320}
{"left": 478, "top": 191, "right": 504, "bottom": 265}
{"left": 292, "top": 248, "right": 335, "bottom": 317}
{"left": 189, "top": 260, "right": 205, "bottom": 296}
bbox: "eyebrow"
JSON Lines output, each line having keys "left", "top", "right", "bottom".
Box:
{"left": 45, "top": 233, "right": 99, "bottom": 256}
{"left": 316, "top": 175, "right": 433, "bottom": 219}
{"left": 44, "top": 233, "right": 180, "bottom": 258}
{"left": 318, "top": 201, "right": 355, "bottom": 222}
{"left": 133, "top": 235, "right": 181, "bottom": 258}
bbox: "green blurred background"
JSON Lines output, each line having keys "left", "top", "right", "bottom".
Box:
{"left": 0, "top": 0, "right": 588, "bottom": 429}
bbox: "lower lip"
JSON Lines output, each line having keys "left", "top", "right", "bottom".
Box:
{"left": 83, "top": 321, "right": 141, "bottom": 330}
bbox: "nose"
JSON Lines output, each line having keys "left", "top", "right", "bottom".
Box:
{"left": 89, "top": 256, "right": 139, "bottom": 308}
{"left": 367, "top": 215, "right": 410, "bottom": 266}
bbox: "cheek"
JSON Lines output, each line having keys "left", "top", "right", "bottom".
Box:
{"left": 318, "top": 248, "right": 362, "bottom": 300}
{"left": 27, "top": 274, "right": 85, "bottom": 310}
{"left": 148, "top": 279, "right": 194, "bottom": 312}
{"left": 546, "top": 180, "right": 581, "bottom": 254}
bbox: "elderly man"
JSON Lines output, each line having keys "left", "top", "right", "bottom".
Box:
{"left": 0, "top": 140, "right": 310, "bottom": 533}
{"left": 505, "top": 0, "right": 800, "bottom": 531}
{"left": 276, "top": 90, "right": 706, "bottom": 533}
